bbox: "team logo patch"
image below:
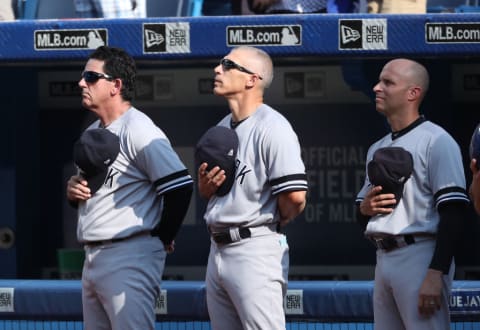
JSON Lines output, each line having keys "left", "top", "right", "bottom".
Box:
{"left": 34, "top": 29, "right": 107, "bottom": 50}
{"left": 339, "top": 19, "right": 387, "bottom": 50}
{"left": 227, "top": 25, "right": 302, "bottom": 46}
{"left": 143, "top": 23, "right": 190, "bottom": 54}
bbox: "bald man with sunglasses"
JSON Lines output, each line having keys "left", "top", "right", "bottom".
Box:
{"left": 66, "top": 46, "right": 193, "bottom": 330}
{"left": 197, "top": 46, "right": 308, "bottom": 330}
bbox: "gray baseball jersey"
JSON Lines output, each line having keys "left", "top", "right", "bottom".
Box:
{"left": 204, "top": 103, "right": 308, "bottom": 229}
{"left": 78, "top": 107, "right": 192, "bottom": 330}
{"left": 356, "top": 117, "right": 468, "bottom": 330}
{"left": 205, "top": 104, "right": 307, "bottom": 330}
{"left": 356, "top": 118, "right": 469, "bottom": 235}
{"left": 77, "top": 107, "right": 193, "bottom": 242}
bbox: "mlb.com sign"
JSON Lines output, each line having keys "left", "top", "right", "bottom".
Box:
{"left": 34, "top": 29, "right": 107, "bottom": 50}
{"left": 339, "top": 19, "right": 387, "bottom": 50}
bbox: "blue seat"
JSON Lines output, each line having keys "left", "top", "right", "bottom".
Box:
{"left": 147, "top": 0, "right": 197, "bottom": 17}
{"left": 17, "top": 0, "right": 76, "bottom": 19}
{"left": 455, "top": 4, "right": 480, "bottom": 11}
{"left": 17, "top": 0, "right": 199, "bottom": 19}
{"left": 37, "top": 0, "right": 75, "bottom": 18}
{"left": 427, "top": 0, "right": 480, "bottom": 12}
{"left": 427, "top": 5, "right": 452, "bottom": 12}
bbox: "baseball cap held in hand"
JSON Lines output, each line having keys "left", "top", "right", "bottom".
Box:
{"left": 367, "top": 147, "right": 413, "bottom": 207}
{"left": 73, "top": 128, "right": 120, "bottom": 195}
{"left": 195, "top": 126, "right": 238, "bottom": 197}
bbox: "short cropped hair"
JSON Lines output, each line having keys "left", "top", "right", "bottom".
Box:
{"left": 89, "top": 46, "right": 136, "bottom": 101}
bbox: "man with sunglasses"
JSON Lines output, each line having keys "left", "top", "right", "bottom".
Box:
{"left": 66, "top": 46, "right": 193, "bottom": 330}
{"left": 197, "top": 46, "right": 308, "bottom": 329}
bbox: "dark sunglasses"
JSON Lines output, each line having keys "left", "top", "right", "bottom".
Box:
{"left": 81, "top": 71, "right": 115, "bottom": 83}
{"left": 220, "top": 58, "right": 263, "bottom": 80}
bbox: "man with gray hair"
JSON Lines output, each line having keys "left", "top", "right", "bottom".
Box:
{"left": 197, "top": 46, "right": 308, "bottom": 329}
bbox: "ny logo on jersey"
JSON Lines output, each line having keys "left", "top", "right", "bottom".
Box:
{"left": 103, "top": 168, "right": 119, "bottom": 188}
{"left": 235, "top": 159, "right": 252, "bottom": 184}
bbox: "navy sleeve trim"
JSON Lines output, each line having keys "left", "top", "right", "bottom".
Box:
{"left": 270, "top": 173, "right": 307, "bottom": 186}
{"left": 434, "top": 186, "right": 469, "bottom": 208}
{"left": 154, "top": 169, "right": 190, "bottom": 186}
{"left": 154, "top": 169, "right": 194, "bottom": 195}
{"left": 270, "top": 173, "right": 308, "bottom": 195}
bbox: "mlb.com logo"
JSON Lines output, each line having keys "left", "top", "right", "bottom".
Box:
{"left": 339, "top": 19, "right": 387, "bottom": 50}
{"left": 143, "top": 22, "right": 190, "bottom": 54}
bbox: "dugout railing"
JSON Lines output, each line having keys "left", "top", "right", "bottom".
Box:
{"left": 0, "top": 280, "right": 479, "bottom": 329}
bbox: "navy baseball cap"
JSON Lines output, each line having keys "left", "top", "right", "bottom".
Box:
{"left": 367, "top": 147, "right": 413, "bottom": 207}
{"left": 195, "top": 126, "right": 238, "bottom": 197}
{"left": 470, "top": 123, "right": 480, "bottom": 169}
{"left": 73, "top": 128, "right": 120, "bottom": 195}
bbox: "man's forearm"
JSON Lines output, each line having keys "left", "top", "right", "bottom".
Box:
{"left": 277, "top": 190, "right": 307, "bottom": 224}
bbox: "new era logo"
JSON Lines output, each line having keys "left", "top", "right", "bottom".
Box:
{"left": 339, "top": 20, "right": 362, "bottom": 49}
{"left": 339, "top": 19, "right": 387, "bottom": 50}
{"left": 341, "top": 25, "right": 361, "bottom": 44}
{"left": 143, "top": 23, "right": 190, "bottom": 54}
{"left": 143, "top": 24, "right": 166, "bottom": 52}
{"left": 144, "top": 29, "right": 165, "bottom": 48}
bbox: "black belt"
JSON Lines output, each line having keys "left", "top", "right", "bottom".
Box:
{"left": 211, "top": 228, "right": 251, "bottom": 244}
{"left": 210, "top": 224, "right": 281, "bottom": 245}
{"left": 84, "top": 231, "right": 153, "bottom": 248}
{"left": 367, "top": 234, "right": 435, "bottom": 252}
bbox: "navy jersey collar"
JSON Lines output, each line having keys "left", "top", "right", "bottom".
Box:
{"left": 391, "top": 115, "right": 426, "bottom": 140}
{"left": 230, "top": 116, "right": 249, "bottom": 129}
